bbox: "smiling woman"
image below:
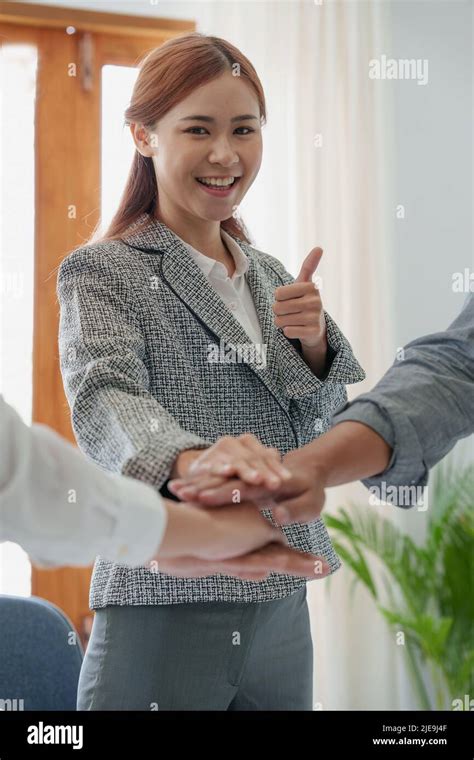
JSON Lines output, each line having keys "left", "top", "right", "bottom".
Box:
{"left": 93, "top": 33, "right": 266, "bottom": 251}
{"left": 57, "top": 31, "right": 365, "bottom": 712}
{"left": 126, "top": 68, "right": 264, "bottom": 260}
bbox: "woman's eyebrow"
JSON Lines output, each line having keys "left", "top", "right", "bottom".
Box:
{"left": 178, "top": 114, "right": 259, "bottom": 123}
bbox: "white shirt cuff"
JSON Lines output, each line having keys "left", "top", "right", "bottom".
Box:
{"left": 102, "top": 476, "right": 168, "bottom": 567}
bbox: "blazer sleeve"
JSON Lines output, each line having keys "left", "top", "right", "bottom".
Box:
{"left": 57, "top": 246, "right": 211, "bottom": 491}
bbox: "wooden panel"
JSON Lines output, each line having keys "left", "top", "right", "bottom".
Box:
{"left": 0, "top": 21, "right": 39, "bottom": 44}
{"left": 0, "top": 1, "right": 195, "bottom": 38}
{"left": 0, "top": 7, "right": 195, "bottom": 645}
{"left": 32, "top": 26, "right": 100, "bottom": 436}
{"left": 30, "top": 25, "right": 101, "bottom": 642}
{"left": 98, "top": 31, "right": 170, "bottom": 67}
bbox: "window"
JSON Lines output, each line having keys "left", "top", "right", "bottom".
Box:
{"left": 0, "top": 43, "right": 37, "bottom": 596}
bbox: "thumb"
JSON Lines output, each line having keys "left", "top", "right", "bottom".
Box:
{"left": 295, "top": 247, "right": 323, "bottom": 283}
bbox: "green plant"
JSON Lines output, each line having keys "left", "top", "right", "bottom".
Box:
{"left": 325, "top": 459, "right": 474, "bottom": 710}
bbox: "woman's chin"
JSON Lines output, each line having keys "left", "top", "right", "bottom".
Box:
{"left": 194, "top": 208, "right": 236, "bottom": 223}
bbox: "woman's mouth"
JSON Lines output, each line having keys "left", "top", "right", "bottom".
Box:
{"left": 195, "top": 176, "right": 241, "bottom": 197}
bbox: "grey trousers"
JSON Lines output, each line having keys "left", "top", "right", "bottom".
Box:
{"left": 77, "top": 586, "right": 313, "bottom": 711}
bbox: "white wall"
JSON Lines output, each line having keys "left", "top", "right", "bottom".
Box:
{"left": 390, "top": 0, "right": 472, "bottom": 345}
{"left": 389, "top": 0, "right": 473, "bottom": 467}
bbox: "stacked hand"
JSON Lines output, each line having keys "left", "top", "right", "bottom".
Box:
{"left": 169, "top": 446, "right": 326, "bottom": 526}
{"left": 164, "top": 435, "right": 329, "bottom": 581}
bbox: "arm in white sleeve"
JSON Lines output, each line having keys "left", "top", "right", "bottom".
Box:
{"left": 0, "top": 395, "right": 167, "bottom": 568}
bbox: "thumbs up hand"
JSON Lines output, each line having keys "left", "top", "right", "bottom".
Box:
{"left": 272, "top": 247, "right": 327, "bottom": 350}
{"left": 294, "top": 247, "right": 324, "bottom": 284}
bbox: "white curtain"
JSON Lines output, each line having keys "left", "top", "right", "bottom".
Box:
{"left": 190, "top": 0, "right": 416, "bottom": 709}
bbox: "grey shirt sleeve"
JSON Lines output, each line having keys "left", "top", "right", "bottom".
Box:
{"left": 330, "top": 294, "right": 474, "bottom": 502}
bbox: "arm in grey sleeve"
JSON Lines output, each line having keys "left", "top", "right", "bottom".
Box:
{"left": 57, "top": 247, "right": 211, "bottom": 490}
{"left": 0, "top": 396, "right": 167, "bottom": 568}
{"left": 330, "top": 294, "right": 474, "bottom": 497}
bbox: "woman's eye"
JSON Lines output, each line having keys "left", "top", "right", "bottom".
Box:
{"left": 184, "top": 127, "right": 255, "bottom": 136}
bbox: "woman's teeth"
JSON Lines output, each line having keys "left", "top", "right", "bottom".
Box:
{"left": 196, "top": 177, "right": 236, "bottom": 187}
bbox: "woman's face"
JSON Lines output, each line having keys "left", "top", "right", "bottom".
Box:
{"left": 133, "top": 71, "right": 263, "bottom": 225}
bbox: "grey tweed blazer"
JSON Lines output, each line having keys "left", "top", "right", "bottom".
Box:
{"left": 57, "top": 213, "right": 365, "bottom": 607}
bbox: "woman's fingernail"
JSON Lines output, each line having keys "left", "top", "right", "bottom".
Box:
{"left": 280, "top": 468, "right": 292, "bottom": 480}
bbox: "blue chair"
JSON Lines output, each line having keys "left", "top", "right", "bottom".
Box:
{"left": 0, "top": 594, "right": 84, "bottom": 710}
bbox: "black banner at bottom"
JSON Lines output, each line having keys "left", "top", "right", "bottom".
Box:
{"left": 0, "top": 710, "right": 472, "bottom": 757}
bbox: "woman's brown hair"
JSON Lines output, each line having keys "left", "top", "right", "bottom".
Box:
{"left": 94, "top": 32, "right": 267, "bottom": 245}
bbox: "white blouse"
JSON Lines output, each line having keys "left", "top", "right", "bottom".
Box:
{"left": 178, "top": 229, "right": 265, "bottom": 353}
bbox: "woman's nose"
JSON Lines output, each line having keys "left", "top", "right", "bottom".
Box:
{"left": 207, "top": 138, "right": 239, "bottom": 166}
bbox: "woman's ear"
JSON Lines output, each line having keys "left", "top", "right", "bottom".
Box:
{"left": 130, "top": 123, "right": 156, "bottom": 157}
